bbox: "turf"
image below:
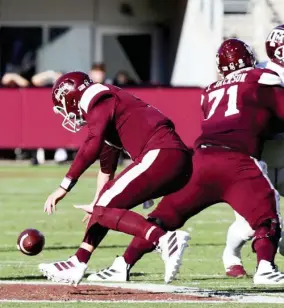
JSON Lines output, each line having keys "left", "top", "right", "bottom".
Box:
{"left": 1, "top": 164, "right": 284, "bottom": 308}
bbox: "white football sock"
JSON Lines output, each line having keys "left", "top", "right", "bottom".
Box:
{"left": 223, "top": 212, "right": 255, "bottom": 270}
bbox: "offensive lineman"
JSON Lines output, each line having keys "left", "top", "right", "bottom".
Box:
{"left": 222, "top": 24, "right": 284, "bottom": 278}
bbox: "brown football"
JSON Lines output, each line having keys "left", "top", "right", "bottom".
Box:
{"left": 17, "top": 228, "right": 45, "bottom": 256}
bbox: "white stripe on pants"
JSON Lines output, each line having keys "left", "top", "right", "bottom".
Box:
{"left": 97, "top": 149, "right": 160, "bottom": 207}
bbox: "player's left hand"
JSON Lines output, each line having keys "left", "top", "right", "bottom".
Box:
{"left": 44, "top": 187, "right": 67, "bottom": 215}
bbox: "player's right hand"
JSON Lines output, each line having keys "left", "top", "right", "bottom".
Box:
{"left": 44, "top": 187, "right": 67, "bottom": 215}
{"left": 73, "top": 204, "right": 93, "bottom": 224}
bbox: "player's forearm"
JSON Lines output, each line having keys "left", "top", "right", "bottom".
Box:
{"left": 91, "top": 169, "right": 115, "bottom": 205}
{"left": 60, "top": 137, "right": 101, "bottom": 191}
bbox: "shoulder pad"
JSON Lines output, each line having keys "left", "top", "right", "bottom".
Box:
{"left": 257, "top": 69, "right": 282, "bottom": 86}
{"left": 80, "top": 84, "right": 111, "bottom": 113}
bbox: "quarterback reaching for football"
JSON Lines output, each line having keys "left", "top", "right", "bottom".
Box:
{"left": 39, "top": 72, "right": 192, "bottom": 285}
{"left": 88, "top": 38, "right": 284, "bottom": 285}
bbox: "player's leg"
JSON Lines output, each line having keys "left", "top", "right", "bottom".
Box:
{"left": 123, "top": 217, "right": 168, "bottom": 268}
{"left": 223, "top": 200, "right": 284, "bottom": 278}
{"left": 223, "top": 161, "right": 269, "bottom": 277}
{"left": 83, "top": 148, "right": 190, "bottom": 243}
{"left": 223, "top": 157, "right": 284, "bottom": 284}
{"left": 87, "top": 164, "right": 215, "bottom": 282}
{"left": 85, "top": 149, "right": 191, "bottom": 283}
{"left": 40, "top": 149, "right": 191, "bottom": 284}
{"left": 87, "top": 217, "right": 168, "bottom": 282}
{"left": 223, "top": 161, "right": 284, "bottom": 277}
{"left": 222, "top": 211, "right": 254, "bottom": 277}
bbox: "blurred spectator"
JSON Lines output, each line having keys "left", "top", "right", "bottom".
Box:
{"left": 31, "top": 70, "right": 63, "bottom": 87}
{"left": 88, "top": 63, "right": 112, "bottom": 84}
{"left": 113, "top": 70, "right": 137, "bottom": 86}
{"left": 1, "top": 72, "right": 29, "bottom": 87}
{"left": 30, "top": 70, "right": 67, "bottom": 166}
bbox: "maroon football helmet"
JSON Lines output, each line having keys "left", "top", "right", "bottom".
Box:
{"left": 216, "top": 39, "right": 256, "bottom": 77}
{"left": 266, "top": 24, "right": 284, "bottom": 67}
{"left": 52, "top": 71, "right": 93, "bottom": 132}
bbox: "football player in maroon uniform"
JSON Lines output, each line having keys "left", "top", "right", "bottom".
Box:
{"left": 39, "top": 73, "right": 191, "bottom": 285}
{"left": 222, "top": 25, "right": 284, "bottom": 278}
{"left": 88, "top": 38, "right": 284, "bottom": 285}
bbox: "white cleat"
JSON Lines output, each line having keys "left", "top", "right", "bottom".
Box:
{"left": 87, "top": 256, "right": 130, "bottom": 282}
{"left": 39, "top": 256, "right": 87, "bottom": 286}
{"left": 254, "top": 260, "right": 284, "bottom": 285}
{"left": 158, "top": 230, "right": 190, "bottom": 284}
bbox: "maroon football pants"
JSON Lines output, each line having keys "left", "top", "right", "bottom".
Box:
{"left": 82, "top": 148, "right": 192, "bottom": 249}
{"left": 124, "top": 147, "right": 281, "bottom": 266}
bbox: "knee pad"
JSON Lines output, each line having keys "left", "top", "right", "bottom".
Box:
{"left": 93, "top": 205, "right": 106, "bottom": 220}
{"left": 252, "top": 218, "right": 281, "bottom": 252}
{"left": 148, "top": 206, "right": 184, "bottom": 231}
{"left": 147, "top": 217, "right": 168, "bottom": 231}
{"left": 93, "top": 206, "right": 125, "bottom": 230}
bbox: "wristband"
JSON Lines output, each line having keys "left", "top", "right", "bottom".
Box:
{"left": 60, "top": 177, "right": 77, "bottom": 192}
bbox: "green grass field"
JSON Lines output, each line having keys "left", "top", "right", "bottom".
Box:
{"left": 1, "top": 164, "right": 284, "bottom": 308}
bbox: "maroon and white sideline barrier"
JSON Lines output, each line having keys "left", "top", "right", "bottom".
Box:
{"left": 1, "top": 87, "right": 203, "bottom": 149}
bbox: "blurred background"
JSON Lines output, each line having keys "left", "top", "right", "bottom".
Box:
{"left": 0, "top": 0, "right": 279, "bottom": 165}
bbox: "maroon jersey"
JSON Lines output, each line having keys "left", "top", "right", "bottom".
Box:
{"left": 66, "top": 84, "right": 187, "bottom": 180}
{"left": 99, "top": 142, "right": 121, "bottom": 174}
{"left": 195, "top": 67, "right": 284, "bottom": 159}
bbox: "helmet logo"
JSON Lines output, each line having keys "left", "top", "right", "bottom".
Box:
{"left": 275, "top": 45, "right": 284, "bottom": 61}
{"left": 267, "top": 29, "right": 284, "bottom": 47}
{"left": 78, "top": 79, "right": 92, "bottom": 92}
{"left": 238, "top": 59, "right": 245, "bottom": 68}
{"left": 229, "top": 63, "right": 236, "bottom": 71}
{"left": 54, "top": 82, "right": 73, "bottom": 102}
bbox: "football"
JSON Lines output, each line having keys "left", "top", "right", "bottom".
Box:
{"left": 17, "top": 228, "right": 45, "bottom": 256}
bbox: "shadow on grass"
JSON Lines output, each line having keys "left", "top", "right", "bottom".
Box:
{"left": 130, "top": 272, "right": 147, "bottom": 277}
{"left": 0, "top": 244, "right": 127, "bottom": 253}
{"left": 0, "top": 272, "right": 163, "bottom": 284}
{"left": 191, "top": 276, "right": 253, "bottom": 280}
{"left": 0, "top": 275, "right": 44, "bottom": 281}
{"left": 191, "top": 243, "right": 225, "bottom": 247}
{"left": 209, "top": 288, "right": 284, "bottom": 296}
